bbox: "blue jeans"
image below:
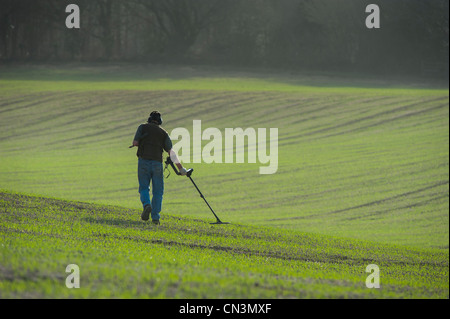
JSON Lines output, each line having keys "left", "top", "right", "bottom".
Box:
{"left": 138, "top": 158, "right": 164, "bottom": 221}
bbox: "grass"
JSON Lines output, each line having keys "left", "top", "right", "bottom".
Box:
{"left": 1, "top": 191, "right": 448, "bottom": 298}
{"left": 0, "top": 63, "right": 448, "bottom": 298}
{"left": 0, "top": 63, "right": 447, "bottom": 95}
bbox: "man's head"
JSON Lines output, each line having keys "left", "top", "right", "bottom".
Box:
{"left": 148, "top": 111, "right": 163, "bottom": 125}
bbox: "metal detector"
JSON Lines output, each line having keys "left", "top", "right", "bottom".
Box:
{"left": 164, "top": 156, "right": 229, "bottom": 225}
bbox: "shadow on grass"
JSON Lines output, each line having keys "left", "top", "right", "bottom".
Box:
{"left": 82, "top": 216, "right": 147, "bottom": 228}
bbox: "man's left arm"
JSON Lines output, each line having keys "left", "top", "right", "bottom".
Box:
{"left": 132, "top": 125, "right": 144, "bottom": 146}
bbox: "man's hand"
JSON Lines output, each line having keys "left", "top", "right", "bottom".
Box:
{"left": 129, "top": 140, "right": 139, "bottom": 148}
{"left": 175, "top": 162, "right": 187, "bottom": 176}
{"left": 179, "top": 167, "right": 187, "bottom": 176}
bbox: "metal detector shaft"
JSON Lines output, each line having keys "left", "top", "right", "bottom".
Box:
{"left": 187, "top": 176, "right": 227, "bottom": 224}
{"left": 164, "top": 155, "right": 229, "bottom": 224}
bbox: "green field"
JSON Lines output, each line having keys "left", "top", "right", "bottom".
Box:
{"left": 1, "top": 191, "right": 448, "bottom": 298}
{"left": 0, "top": 64, "right": 448, "bottom": 298}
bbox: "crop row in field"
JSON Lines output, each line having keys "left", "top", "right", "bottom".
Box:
{"left": 0, "top": 84, "right": 448, "bottom": 249}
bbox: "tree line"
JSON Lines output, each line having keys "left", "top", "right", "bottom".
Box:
{"left": 0, "top": 0, "right": 448, "bottom": 78}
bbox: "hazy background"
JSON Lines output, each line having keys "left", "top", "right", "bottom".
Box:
{"left": 0, "top": 0, "right": 448, "bottom": 81}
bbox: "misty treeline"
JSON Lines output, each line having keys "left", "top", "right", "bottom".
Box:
{"left": 0, "top": 0, "right": 448, "bottom": 78}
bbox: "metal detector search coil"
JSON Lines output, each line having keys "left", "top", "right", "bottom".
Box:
{"left": 164, "top": 156, "right": 229, "bottom": 225}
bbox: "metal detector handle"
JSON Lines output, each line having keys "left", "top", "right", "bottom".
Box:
{"left": 164, "top": 156, "right": 193, "bottom": 177}
{"left": 165, "top": 156, "right": 181, "bottom": 175}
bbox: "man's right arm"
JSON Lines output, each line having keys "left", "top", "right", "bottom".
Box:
{"left": 165, "top": 135, "right": 186, "bottom": 175}
{"left": 164, "top": 134, "right": 172, "bottom": 153}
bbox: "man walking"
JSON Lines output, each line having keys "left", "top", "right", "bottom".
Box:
{"left": 132, "top": 111, "right": 186, "bottom": 225}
